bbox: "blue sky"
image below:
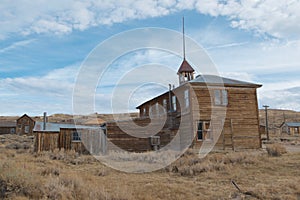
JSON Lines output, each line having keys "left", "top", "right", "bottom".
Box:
{"left": 1, "top": 0, "right": 300, "bottom": 116}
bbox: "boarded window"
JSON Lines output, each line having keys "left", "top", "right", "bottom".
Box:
{"left": 172, "top": 95, "right": 177, "bottom": 111}
{"left": 214, "top": 89, "right": 228, "bottom": 106}
{"left": 72, "top": 131, "right": 81, "bottom": 141}
{"left": 197, "top": 121, "right": 212, "bottom": 141}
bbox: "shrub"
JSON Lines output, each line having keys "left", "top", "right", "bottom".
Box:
{"left": 266, "top": 144, "right": 287, "bottom": 157}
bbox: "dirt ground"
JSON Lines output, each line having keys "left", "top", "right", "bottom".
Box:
{"left": 0, "top": 134, "right": 300, "bottom": 200}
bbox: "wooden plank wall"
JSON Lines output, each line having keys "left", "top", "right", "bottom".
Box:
{"left": 0, "top": 127, "right": 16, "bottom": 134}
{"left": 190, "top": 85, "right": 261, "bottom": 150}
{"left": 106, "top": 117, "right": 173, "bottom": 152}
{"left": 35, "top": 128, "right": 106, "bottom": 154}
{"left": 34, "top": 131, "right": 59, "bottom": 152}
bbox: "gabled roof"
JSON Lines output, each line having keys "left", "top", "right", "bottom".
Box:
{"left": 190, "top": 74, "right": 262, "bottom": 88}
{"left": 33, "top": 121, "right": 99, "bottom": 132}
{"left": 17, "top": 114, "right": 34, "bottom": 122}
{"left": 177, "top": 59, "right": 195, "bottom": 73}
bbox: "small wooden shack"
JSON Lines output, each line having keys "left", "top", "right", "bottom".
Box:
{"left": 16, "top": 114, "right": 35, "bottom": 135}
{"left": 33, "top": 121, "right": 106, "bottom": 154}
{"left": 280, "top": 122, "right": 300, "bottom": 135}
{"left": 0, "top": 122, "right": 16, "bottom": 134}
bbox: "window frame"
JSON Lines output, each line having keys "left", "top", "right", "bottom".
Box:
{"left": 172, "top": 95, "right": 177, "bottom": 111}
{"left": 196, "top": 121, "right": 212, "bottom": 141}
{"left": 24, "top": 125, "right": 30, "bottom": 133}
{"left": 163, "top": 99, "right": 167, "bottom": 112}
{"left": 72, "top": 131, "right": 81, "bottom": 142}
{"left": 184, "top": 89, "right": 189, "bottom": 109}
{"left": 214, "top": 89, "right": 228, "bottom": 106}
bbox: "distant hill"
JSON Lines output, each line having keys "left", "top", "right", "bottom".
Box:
{"left": 259, "top": 109, "right": 300, "bottom": 129}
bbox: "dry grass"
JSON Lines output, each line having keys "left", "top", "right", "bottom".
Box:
{"left": 0, "top": 134, "right": 300, "bottom": 199}
{"left": 266, "top": 144, "right": 287, "bottom": 156}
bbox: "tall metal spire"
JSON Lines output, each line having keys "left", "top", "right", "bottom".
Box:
{"left": 182, "top": 16, "right": 186, "bottom": 60}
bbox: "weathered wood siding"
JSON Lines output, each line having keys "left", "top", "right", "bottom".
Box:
{"left": 0, "top": 127, "right": 16, "bottom": 134}
{"left": 16, "top": 114, "right": 35, "bottom": 135}
{"left": 59, "top": 128, "right": 106, "bottom": 154}
{"left": 190, "top": 85, "right": 261, "bottom": 150}
{"left": 106, "top": 117, "right": 174, "bottom": 152}
{"left": 34, "top": 128, "right": 106, "bottom": 154}
{"left": 136, "top": 84, "right": 261, "bottom": 151}
{"left": 34, "top": 131, "right": 59, "bottom": 152}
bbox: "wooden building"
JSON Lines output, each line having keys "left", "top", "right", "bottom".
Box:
{"left": 104, "top": 58, "right": 262, "bottom": 152}
{"left": 34, "top": 121, "right": 105, "bottom": 154}
{"left": 0, "top": 122, "right": 16, "bottom": 134}
{"left": 138, "top": 60, "right": 261, "bottom": 150}
{"left": 16, "top": 114, "right": 35, "bottom": 135}
{"left": 280, "top": 122, "right": 300, "bottom": 135}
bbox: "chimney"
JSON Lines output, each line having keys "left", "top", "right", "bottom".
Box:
{"left": 43, "top": 112, "right": 47, "bottom": 130}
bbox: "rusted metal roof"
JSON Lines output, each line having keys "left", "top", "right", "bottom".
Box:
{"left": 177, "top": 59, "right": 195, "bottom": 73}
{"left": 33, "top": 121, "right": 99, "bottom": 132}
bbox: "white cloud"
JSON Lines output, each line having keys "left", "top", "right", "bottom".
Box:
{"left": 1, "top": 0, "right": 300, "bottom": 39}
{"left": 258, "top": 87, "right": 300, "bottom": 111}
{"left": 0, "top": 63, "right": 83, "bottom": 115}
{"left": 0, "top": 39, "right": 36, "bottom": 53}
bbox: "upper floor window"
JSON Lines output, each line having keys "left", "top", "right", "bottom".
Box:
{"left": 184, "top": 89, "right": 189, "bottom": 108}
{"left": 214, "top": 89, "right": 228, "bottom": 106}
{"left": 155, "top": 102, "right": 159, "bottom": 114}
{"left": 163, "top": 99, "right": 167, "bottom": 112}
{"left": 172, "top": 95, "right": 177, "bottom": 111}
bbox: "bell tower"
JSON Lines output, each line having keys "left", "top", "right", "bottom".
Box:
{"left": 177, "top": 17, "right": 195, "bottom": 85}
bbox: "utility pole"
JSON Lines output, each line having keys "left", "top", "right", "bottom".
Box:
{"left": 263, "top": 105, "right": 270, "bottom": 140}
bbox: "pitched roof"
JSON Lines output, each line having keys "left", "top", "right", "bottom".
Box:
{"left": 17, "top": 114, "right": 34, "bottom": 122}
{"left": 177, "top": 59, "right": 195, "bottom": 73}
{"left": 190, "top": 74, "right": 262, "bottom": 88}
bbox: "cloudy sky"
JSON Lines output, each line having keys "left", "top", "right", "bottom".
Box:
{"left": 1, "top": 0, "right": 300, "bottom": 116}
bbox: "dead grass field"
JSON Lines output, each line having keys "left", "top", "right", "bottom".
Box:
{"left": 0, "top": 134, "right": 300, "bottom": 200}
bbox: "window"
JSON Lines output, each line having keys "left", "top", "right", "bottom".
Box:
{"left": 214, "top": 89, "right": 228, "bottom": 106}
{"left": 184, "top": 89, "right": 189, "bottom": 108}
{"left": 72, "top": 131, "right": 81, "bottom": 141}
{"left": 172, "top": 95, "right": 177, "bottom": 111}
{"left": 197, "top": 121, "right": 212, "bottom": 141}
{"left": 163, "top": 99, "right": 167, "bottom": 112}
{"left": 10, "top": 128, "right": 15, "bottom": 134}
{"left": 143, "top": 108, "right": 146, "bottom": 116}
{"left": 155, "top": 102, "right": 159, "bottom": 115}
{"left": 149, "top": 105, "right": 153, "bottom": 116}
{"left": 150, "top": 136, "right": 160, "bottom": 146}
{"left": 24, "top": 125, "right": 30, "bottom": 133}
